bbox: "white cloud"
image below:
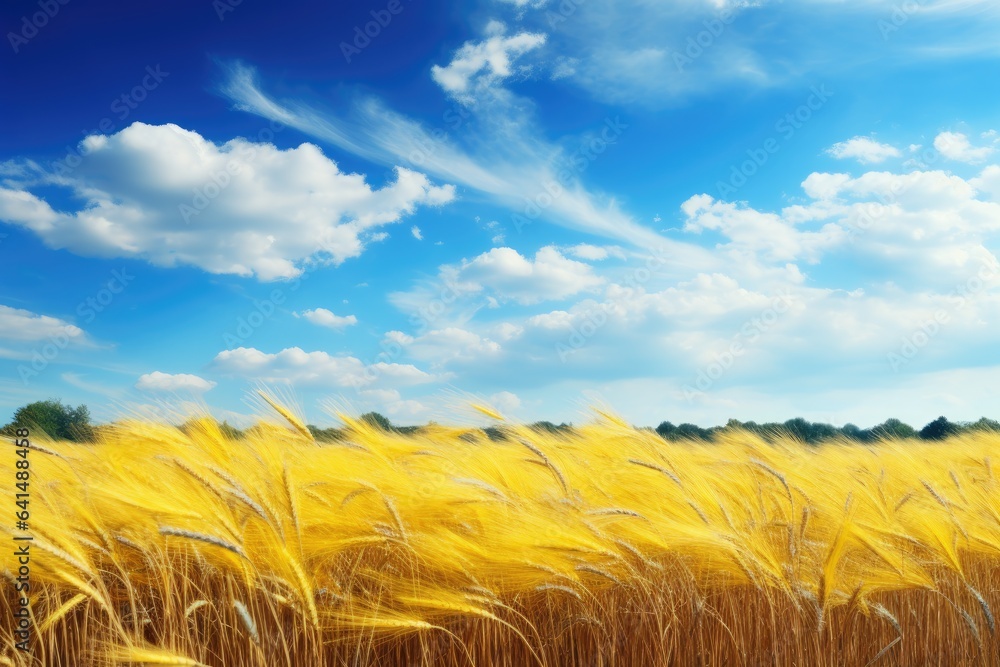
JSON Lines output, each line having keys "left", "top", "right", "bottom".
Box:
{"left": 430, "top": 22, "right": 547, "bottom": 103}
{"left": 683, "top": 167, "right": 1000, "bottom": 292}
{"left": 411, "top": 225, "right": 423, "bottom": 240}
{"left": 0, "top": 123, "right": 454, "bottom": 281}
{"left": 371, "top": 141, "right": 1000, "bottom": 412}
{"left": 398, "top": 258, "right": 1000, "bottom": 410}
{"left": 971, "top": 165, "right": 1000, "bottom": 200}
{"left": 358, "top": 388, "right": 402, "bottom": 403}
{"left": 496, "top": 0, "right": 548, "bottom": 6}
{"left": 295, "top": 308, "right": 358, "bottom": 331}
{"left": 934, "top": 131, "right": 995, "bottom": 163}
{"left": 826, "top": 137, "right": 902, "bottom": 164}
{"left": 681, "top": 194, "right": 846, "bottom": 264}
{"left": 61, "top": 373, "right": 123, "bottom": 398}
{"left": 212, "top": 347, "right": 438, "bottom": 388}
{"left": 493, "top": 321, "right": 524, "bottom": 340}
{"left": 135, "top": 371, "right": 217, "bottom": 394}
{"left": 564, "top": 244, "right": 626, "bottom": 261}
{"left": 219, "top": 63, "right": 713, "bottom": 259}
{"left": 488, "top": 390, "right": 521, "bottom": 413}
{"left": 356, "top": 389, "right": 430, "bottom": 420}
{"left": 454, "top": 246, "right": 605, "bottom": 304}
{"left": 521, "top": 364, "right": 1000, "bottom": 433}
{"left": 550, "top": 57, "right": 578, "bottom": 80}
{"left": 391, "top": 327, "right": 503, "bottom": 367}
{"left": 0, "top": 305, "right": 84, "bottom": 342}
{"left": 807, "top": 169, "right": 977, "bottom": 206}
{"left": 385, "top": 246, "right": 608, "bottom": 326}
{"left": 800, "top": 173, "right": 853, "bottom": 200}
{"left": 496, "top": 0, "right": 1000, "bottom": 107}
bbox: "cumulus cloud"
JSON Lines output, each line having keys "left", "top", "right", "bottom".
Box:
{"left": 386, "top": 246, "right": 608, "bottom": 325}
{"left": 681, "top": 194, "right": 846, "bottom": 264}
{"left": 934, "top": 131, "right": 995, "bottom": 163}
{"left": 455, "top": 246, "right": 605, "bottom": 304}
{"left": 295, "top": 308, "right": 358, "bottom": 331}
{"left": 430, "top": 21, "right": 547, "bottom": 102}
{"left": 801, "top": 169, "right": 977, "bottom": 207}
{"left": 0, "top": 123, "right": 455, "bottom": 281}
{"left": 826, "top": 137, "right": 902, "bottom": 164}
{"left": 971, "top": 164, "right": 1000, "bottom": 200}
{"left": 411, "top": 225, "right": 423, "bottom": 240}
{"left": 0, "top": 305, "right": 84, "bottom": 343}
{"left": 135, "top": 371, "right": 217, "bottom": 394}
{"left": 212, "top": 347, "right": 438, "bottom": 388}
{"left": 681, "top": 166, "right": 1000, "bottom": 292}
{"left": 372, "top": 141, "right": 1000, "bottom": 410}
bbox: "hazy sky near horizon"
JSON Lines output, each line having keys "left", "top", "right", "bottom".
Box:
{"left": 3, "top": 0, "right": 1000, "bottom": 429}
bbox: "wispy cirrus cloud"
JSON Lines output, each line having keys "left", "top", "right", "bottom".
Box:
{"left": 0, "top": 305, "right": 84, "bottom": 342}
{"left": 218, "top": 59, "right": 716, "bottom": 270}
{"left": 491, "top": 0, "right": 1000, "bottom": 106}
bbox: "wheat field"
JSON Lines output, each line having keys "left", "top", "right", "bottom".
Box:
{"left": 2, "top": 400, "right": 1000, "bottom": 666}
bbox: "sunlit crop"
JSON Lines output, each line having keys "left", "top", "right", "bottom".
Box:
{"left": 3, "top": 398, "right": 999, "bottom": 665}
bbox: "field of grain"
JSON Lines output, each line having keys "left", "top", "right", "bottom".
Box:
{"left": 3, "top": 399, "right": 1000, "bottom": 666}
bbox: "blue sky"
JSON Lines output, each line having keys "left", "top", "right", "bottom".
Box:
{"left": 3, "top": 0, "right": 1000, "bottom": 429}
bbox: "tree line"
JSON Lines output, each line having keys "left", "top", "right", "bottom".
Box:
{"left": 3, "top": 399, "right": 998, "bottom": 446}
{"left": 654, "top": 415, "right": 999, "bottom": 444}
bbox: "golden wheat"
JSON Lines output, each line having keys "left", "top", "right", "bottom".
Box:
{"left": 3, "top": 401, "right": 1000, "bottom": 665}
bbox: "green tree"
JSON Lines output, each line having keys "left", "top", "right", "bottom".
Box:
{"left": 968, "top": 417, "right": 1000, "bottom": 432}
{"left": 482, "top": 426, "right": 506, "bottom": 441}
{"left": 675, "top": 423, "right": 711, "bottom": 442}
{"left": 530, "top": 421, "right": 572, "bottom": 434}
{"left": 359, "top": 412, "right": 393, "bottom": 431}
{"left": 840, "top": 423, "right": 866, "bottom": 442}
{"left": 810, "top": 422, "right": 839, "bottom": 443}
{"left": 870, "top": 418, "right": 916, "bottom": 441}
{"left": 307, "top": 425, "right": 346, "bottom": 442}
{"left": 782, "top": 418, "right": 812, "bottom": 443}
{"left": 655, "top": 421, "right": 678, "bottom": 440}
{"left": 919, "top": 416, "right": 959, "bottom": 441}
{"left": 10, "top": 399, "right": 93, "bottom": 442}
